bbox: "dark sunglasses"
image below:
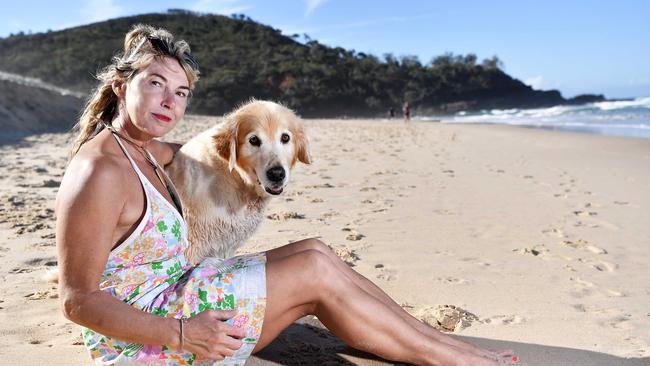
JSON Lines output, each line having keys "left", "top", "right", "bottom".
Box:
{"left": 148, "top": 37, "right": 199, "bottom": 71}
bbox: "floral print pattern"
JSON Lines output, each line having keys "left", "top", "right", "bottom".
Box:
{"left": 83, "top": 136, "right": 267, "bottom": 365}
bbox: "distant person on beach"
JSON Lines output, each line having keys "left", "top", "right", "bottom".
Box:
{"left": 403, "top": 100, "right": 411, "bottom": 122}
{"left": 55, "top": 24, "right": 519, "bottom": 366}
{"left": 389, "top": 106, "right": 395, "bottom": 118}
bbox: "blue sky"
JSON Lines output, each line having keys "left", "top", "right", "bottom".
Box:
{"left": 1, "top": 0, "right": 649, "bottom": 99}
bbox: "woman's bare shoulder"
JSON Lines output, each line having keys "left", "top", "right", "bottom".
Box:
{"left": 150, "top": 139, "right": 182, "bottom": 166}
{"left": 57, "top": 141, "right": 128, "bottom": 208}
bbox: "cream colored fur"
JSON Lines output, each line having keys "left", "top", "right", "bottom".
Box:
{"left": 166, "top": 100, "right": 311, "bottom": 264}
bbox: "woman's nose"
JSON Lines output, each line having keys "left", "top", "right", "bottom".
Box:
{"left": 161, "top": 88, "right": 175, "bottom": 109}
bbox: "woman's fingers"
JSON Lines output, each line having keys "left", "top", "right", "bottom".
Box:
{"left": 183, "top": 309, "right": 248, "bottom": 360}
{"left": 216, "top": 332, "right": 243, "bottom": 350}
{"left": 221, "top": 322, "right": 246, "bottom": 338}
{"left": 207, "top": 309, "right": 238, "bottom": 321}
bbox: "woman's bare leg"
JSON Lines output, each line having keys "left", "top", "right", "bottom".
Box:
{"left": 254, "top": 248, "right": 499, "bottom": 366}
{"left": 264, "top": 239, "right": 510, "bottom": 361}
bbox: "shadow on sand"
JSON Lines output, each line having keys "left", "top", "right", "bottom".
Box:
{"left": 249, "top": 318, "right": 648, "bottom": 366}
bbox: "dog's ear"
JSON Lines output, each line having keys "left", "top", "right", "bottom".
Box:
{"left": 294, "top": 127, "right": 312, "bottom": 165}
{"left": 213, "top": 117, "right": 239, "bottom": 171}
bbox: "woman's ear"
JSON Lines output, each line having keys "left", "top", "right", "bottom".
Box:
{"left": 112, "top": 81, "right": 125, "bottom": 97}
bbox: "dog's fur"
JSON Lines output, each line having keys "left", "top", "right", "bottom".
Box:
{"left": 166, "top": 100, "right": 311, "bottom": 264}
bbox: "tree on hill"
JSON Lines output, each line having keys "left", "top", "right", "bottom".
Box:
{"left": 0, "top": 9, "right": 591, "bottom": 117}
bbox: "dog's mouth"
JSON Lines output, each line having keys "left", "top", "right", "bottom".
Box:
{"left": 265, "top": 185, "right": 284, "bottom": 195}
{"left": 254, "top": 170, "right": 285, "bottom": 195}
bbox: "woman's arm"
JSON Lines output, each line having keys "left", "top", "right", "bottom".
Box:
{"left": 56, "top": 155, "right": 244, "bottom": 359}
{"left": 56, "top": 156, "right": 181, "bottom": 345}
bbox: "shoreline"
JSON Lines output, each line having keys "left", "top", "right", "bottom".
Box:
{"left": 427, "top": 119, "right": 650, "bottom": 140}
{"left": 1, "top": 118, "right": 648, "bottom": 365}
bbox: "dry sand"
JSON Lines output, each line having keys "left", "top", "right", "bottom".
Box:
{"left": 0, "top": 117, "right": 648, "bottom": 365}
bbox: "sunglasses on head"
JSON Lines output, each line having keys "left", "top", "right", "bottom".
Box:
{"left": 148, "top": 36, "right": 199, "bottom": 71}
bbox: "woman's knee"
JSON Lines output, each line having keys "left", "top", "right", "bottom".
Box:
{"left": 295, "top": 238, "right": 333, "bottom": 256}
{"left": 295, "top": 249, "right": 341, "bottom": 290}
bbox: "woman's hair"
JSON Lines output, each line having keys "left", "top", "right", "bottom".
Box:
{"left": 68, "top": 24, "right": 200, "bottom": 159}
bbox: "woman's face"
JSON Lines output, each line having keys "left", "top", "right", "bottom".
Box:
{"left": 122, "top": 56, "right": 191, "bottom": 139}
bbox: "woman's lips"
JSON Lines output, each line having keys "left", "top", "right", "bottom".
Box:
{"left": 152, "top": 113, "right": 172, "bottom": 123}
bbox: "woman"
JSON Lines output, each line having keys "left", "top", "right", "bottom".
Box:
{"left": 56, "top": 24, "right": 518, "bottom": 365}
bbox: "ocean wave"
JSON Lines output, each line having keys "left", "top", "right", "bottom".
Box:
{"left": 452, "top": 96, "right": 650, "bottom": 120}
{"left": 420, "top": 96, "right": 650, "bottom": 138}
{"left": 594, "top": 96, "right": 650, "bottom": 111}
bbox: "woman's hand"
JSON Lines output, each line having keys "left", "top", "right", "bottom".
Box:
{"left": 181, "top": 310, "right": 246, "bottom": 360}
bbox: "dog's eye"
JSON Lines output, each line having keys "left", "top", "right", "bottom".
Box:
{"left": 281, "top": 133, "right": 290, "bottom": 144}
{"left": 249, "top": 135, "right": 261, "bottom": 147}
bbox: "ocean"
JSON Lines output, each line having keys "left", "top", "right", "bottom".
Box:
{"left": 419, "top": 96, "right": 650, "bottom": 139}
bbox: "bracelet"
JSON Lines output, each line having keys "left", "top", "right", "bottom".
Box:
{"left": 179, "top": 318, "right": 186, "bottom": 348}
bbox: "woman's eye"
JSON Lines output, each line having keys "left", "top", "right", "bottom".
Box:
{"left": 249, "top": 136, "right": 261, "bottom": 147}
{"left": 176, "top": 91, "right": 188, "bottom": 98}
{"left": 151, "top": 80, "right": 162, "bottom": 87}
{"left": 281, "top": 133, "right": 290, "bottom": 144}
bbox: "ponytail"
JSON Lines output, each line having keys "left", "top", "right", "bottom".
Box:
{"left": 68, "top": 71, "right": 119, "bottom": 159}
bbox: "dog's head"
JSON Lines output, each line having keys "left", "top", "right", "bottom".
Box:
{"left": 213, "top": 100, "right": 311, "bottom": 196}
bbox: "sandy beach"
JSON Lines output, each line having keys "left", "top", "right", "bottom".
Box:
{"left": 0, "top": 117, "right": 648, "bottom": 366}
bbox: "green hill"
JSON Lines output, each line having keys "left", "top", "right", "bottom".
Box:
{"left": 0, "top": 9, "right": 602, "bottom": 117}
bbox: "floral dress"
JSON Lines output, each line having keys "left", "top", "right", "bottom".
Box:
{"left": 82, "top": 134, "right": 267, "bottom": 365}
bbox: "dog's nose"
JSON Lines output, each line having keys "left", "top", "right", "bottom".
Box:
{"left": 266, "top": 166, "right": 286, "bottom": 183}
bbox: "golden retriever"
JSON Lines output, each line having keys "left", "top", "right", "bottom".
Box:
{"left": 166, "top": 100, "right": 311, "bottom": 264}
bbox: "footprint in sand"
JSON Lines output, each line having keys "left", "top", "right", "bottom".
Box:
{"left": 460, "top": 257, "right": 492, "bottom": 268}
{"left": 351, "top": 217, "right": 370, "bottom": 226}
{"left": 266, "top": 211, "right": 306, "bottom": 221}
{"left": 305, "top": 183, "right": 335, "bottom": 189}
{"left": 603, "top": 289, "right": 625, "bottom": 297}
{"left": 436, "top": 277, "right": 471, "bottom": 285}
{"left": 24, "top": 290, "right": 58, "bottom": 300}
{"left": 561, "top": 239, "right": 607, "bottom": 254}
{"left": 433, "top": 250, "right": 455, "bottom": 257}
{"left": 10, "top": 267, "right": 35, "bottom": 274}
{"left": 320, "top": 210, "right": 340, "bottom": 220}
{"left": 375, "top": 266, "right": 397, "bottom": 281}
{"left": 359, "top": 186, "right": 377, "bottom": 192}
{"left": 574, "top": 305, "right": 636, "bottom": 334}
{"left": 570, "top": 277, "right": 596, "bottom": 297}
{"left": 24, "top": 256, "right": 58, "bottom": 267}
{"left": 573, "top": 210, "right": 598, "bottom": 217}
{"left": 512, "top": 244, "right": 550, "bottom": 258}
{"left": 573, "top": 303, "right": 610, "bottom": 314}
{"left": 433, "top": 209, "right": 456, "bottom": 216}
{"left": 482, "top": 314, "right": 526, "bottom": 326}
{"left": 582, "top": 259, "right": 617, "bottom": 272}
{"left": 542, "top": 227, "right": 566, "bottom": 238}
{"left": 345, "top": 232, "right": 365, "bottom": 241}
{"left": 607, "top": 314, "right": 635, "bottom": 331}
{"left": 570, "top": 277, "right": 624, "bottom": 298}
